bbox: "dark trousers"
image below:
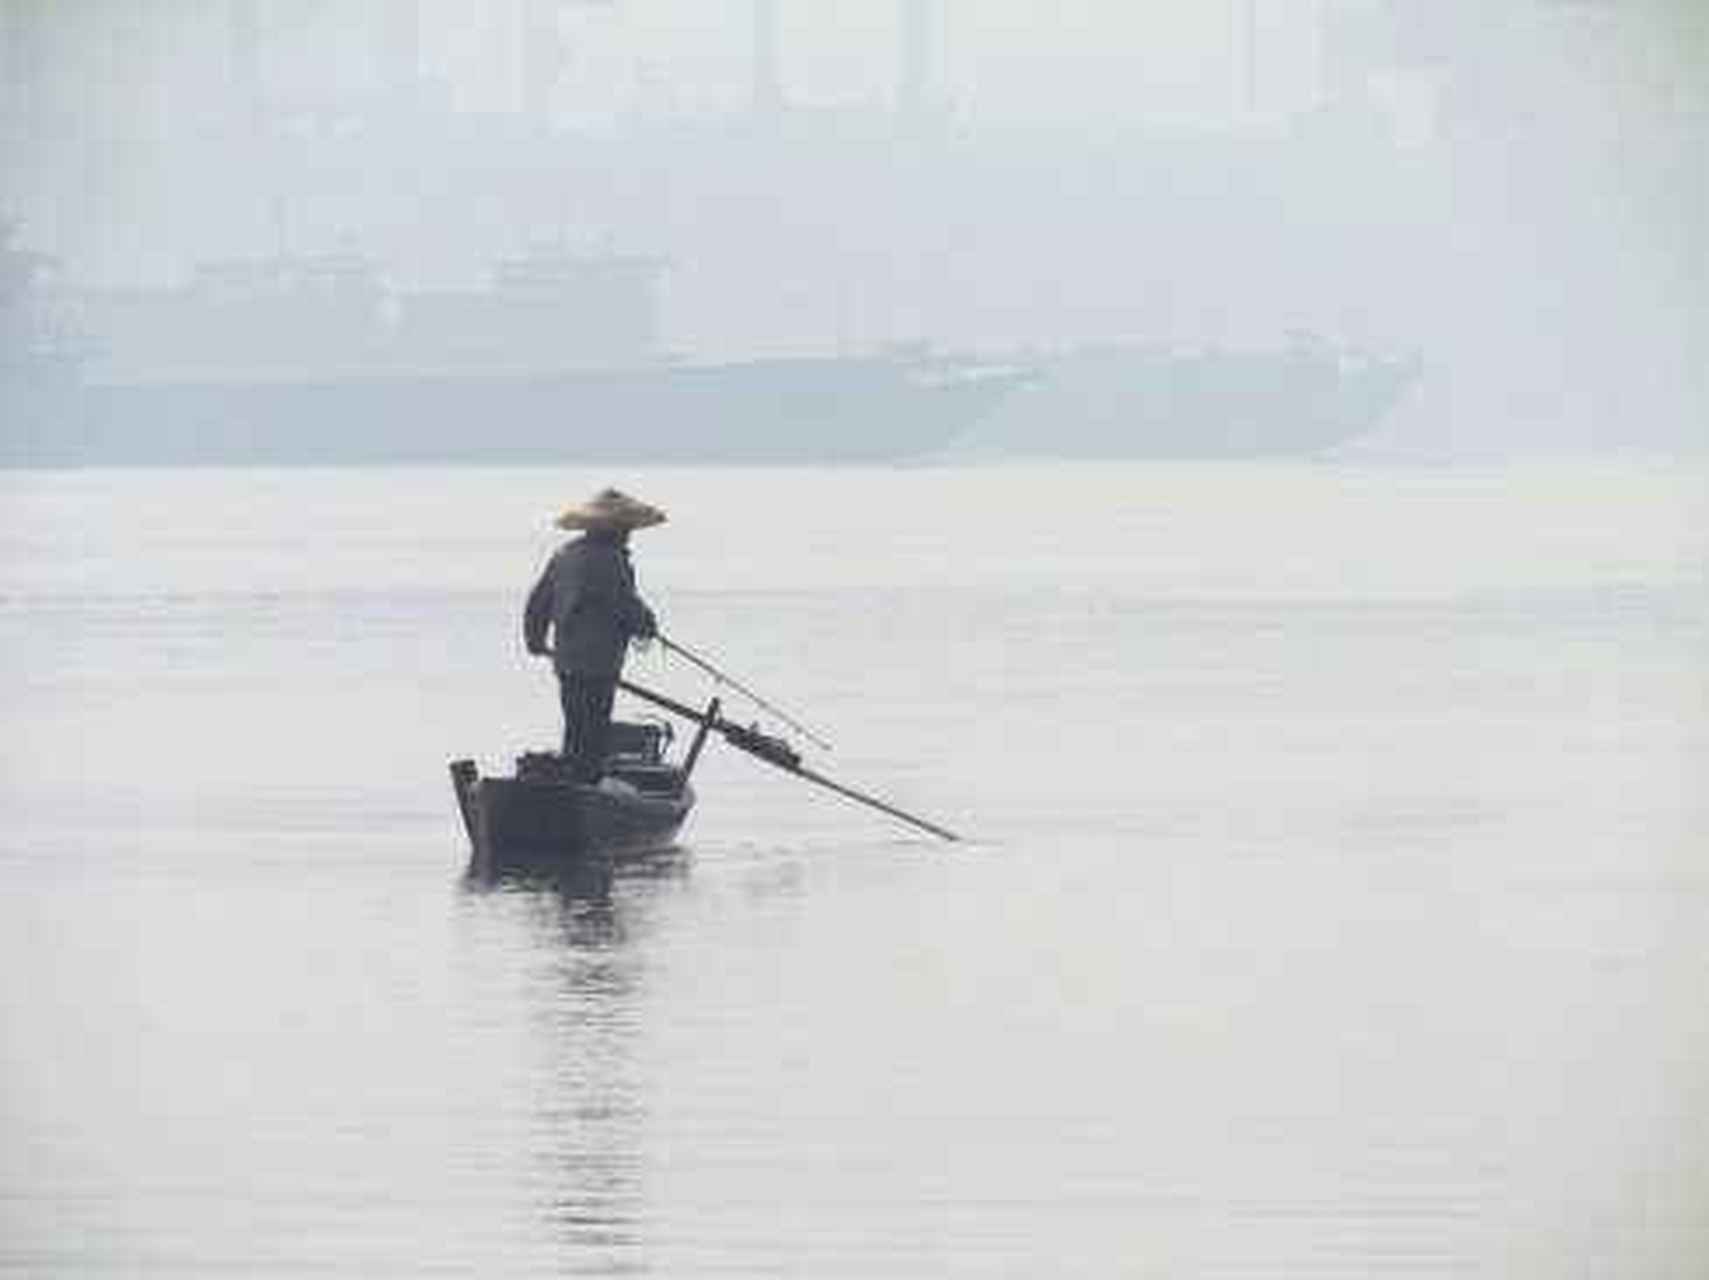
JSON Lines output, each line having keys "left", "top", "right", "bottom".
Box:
{"left": 557, "top": 672, "right": 618, "bottom": 782}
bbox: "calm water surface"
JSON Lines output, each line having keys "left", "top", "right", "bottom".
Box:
{"left": 2, "top": 461, "right": 1706, "bottom": 1276}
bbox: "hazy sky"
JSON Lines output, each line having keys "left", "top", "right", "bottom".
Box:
{"left": 426, "top": 0, "right": 1307, "bottom": 123}
{"left": 4, "top": 2, "right": 1688, "bottom": 140}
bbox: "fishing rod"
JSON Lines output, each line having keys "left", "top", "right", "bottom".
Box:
{"left": 618, "top": 678, "right": 960, "bottom": 843}
{"left": 655, "top": 633, "right": 834, "bottom": 752}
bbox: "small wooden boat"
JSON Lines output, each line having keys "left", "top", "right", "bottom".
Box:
{"left": 451, "top": 678, "right": 959, "bottom": 876}
{"left": 451, "top": 712, "right": 714, "bottom": 877}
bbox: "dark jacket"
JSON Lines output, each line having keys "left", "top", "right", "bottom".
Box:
{"left": 524, "top": 533, "right": 657, "bottom": 676}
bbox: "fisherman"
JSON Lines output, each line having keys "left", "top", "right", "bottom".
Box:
{"left": 524, "top": 488, "right": 664, "bottom": 783}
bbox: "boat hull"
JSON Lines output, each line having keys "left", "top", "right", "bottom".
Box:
{"left": 452, "top": 758, "right": 692, "bottom": 877}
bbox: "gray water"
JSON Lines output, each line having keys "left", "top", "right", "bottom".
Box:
{"left": 3, "top": 460, "right": 1706, "bottom": 1276}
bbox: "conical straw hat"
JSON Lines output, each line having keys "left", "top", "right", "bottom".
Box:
{"left": 555, "top": 488, "right": 667, "bottom": 531}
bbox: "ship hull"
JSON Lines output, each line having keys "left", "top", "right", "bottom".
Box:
{"left": 958, "top": 345, "right": 1422, "bottom": 459}
{"left": 2, "top": 356, "right": 1019, "bottom": 467}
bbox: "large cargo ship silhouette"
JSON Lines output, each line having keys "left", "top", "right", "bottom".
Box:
{"left": 4, "top": 230, "right": 1418, "bottom": 466}
{"left": 1, "top": 236, "right": 1020, "bottom": 467}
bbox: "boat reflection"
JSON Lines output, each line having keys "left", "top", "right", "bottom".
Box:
{"left": 461, "top": 841, "right": 690, "bottom": 899}
{"left": 460, "top": 846, "right": 690, "bottom": 1275}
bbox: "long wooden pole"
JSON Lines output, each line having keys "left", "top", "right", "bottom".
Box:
{"left": 618, "top": 678, "right": 961, "bottom": 842}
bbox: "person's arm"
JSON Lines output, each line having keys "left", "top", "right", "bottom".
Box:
{"left": 523, "top": 556, "right": 556, "bottom": 656}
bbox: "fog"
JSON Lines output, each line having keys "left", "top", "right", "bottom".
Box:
{"left": 3, "top": 0, "right": 1704, "bottom": 456}
{"left": 4, "top": 9, "right": 1709, "bottom": 1275}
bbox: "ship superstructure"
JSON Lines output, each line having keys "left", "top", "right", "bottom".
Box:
{"left": 77, "top": 243, "right": 662, "bottom": 384}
